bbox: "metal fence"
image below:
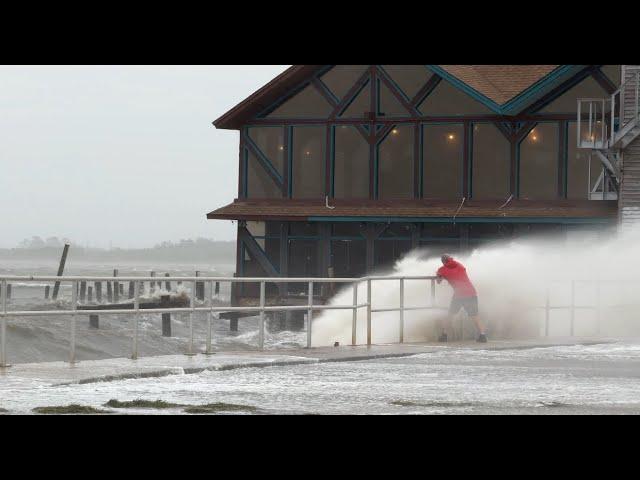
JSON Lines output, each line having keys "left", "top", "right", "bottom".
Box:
{"left": 0, "top": 275, "right": 621, "bottom": 368}
{"left": 0, "top": 275, "right": 445, "bottom": 367}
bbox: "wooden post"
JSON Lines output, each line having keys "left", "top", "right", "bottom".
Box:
{"left": 150, "top": 271, "right": 156, "bottom": 293}
{"left": 52, "top": 243, "right": 70, "bottom": 300}
{"left": 44, "top": 285, "right": 50, "bottom": 300}
{"left": 106, "top": 282, "right": 113, "bottom": 303}
{"left": 164, "top": 273, "right": 171, "bottom": 292}
{"left": 79, "top": 281, "right": 87, "bottom": 302}
{"left": 119, "top": 284, "right": 124, "bottom": 296}
{"left": 161, "top": 295, "right": 171, "bottom": 337}
{"left": 214, "top": 282, "right": 220, "bottom": 296}
{"left": 128, "top": 282, "right": 134, "bottom": 299}
{"left": 89, "top": 314, "right": 99, "bottom": 329}
{"left": 95, "top": 282, "right": 103, "bottom": 303}
{"left": 87, "top": 286, "right": 93, "bottom": 303}
{"left": 6, "top": 284, "right": 11, "bottom": 300}
{"left": 195, "top": 271, "right": 204, "bottom": 301}
{"left": 113, "top": 269, "right": 119, "bottom": 303}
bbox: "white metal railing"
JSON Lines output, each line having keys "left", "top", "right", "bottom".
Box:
{"left": 610, "top": 67, "right": 640, "bottom": 144}
{"left": 577, "top": 68, "right": 640, "bottom": 150}
{"left": 577, "top": 97, "right": 611, "bottom": 149}
{"left": 0, "top": 275, "right": 443, "bottom": 367}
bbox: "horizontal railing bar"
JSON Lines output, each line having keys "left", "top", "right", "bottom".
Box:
{"left": 371, "top": 306, "right": 445, "bottom": 313}
{"left": 0, "top": 276, "right": 362, "bottom": 283}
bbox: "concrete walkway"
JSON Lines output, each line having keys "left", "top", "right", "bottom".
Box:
{"left": 0, "top": 337, "right": 618, "bottom": 387}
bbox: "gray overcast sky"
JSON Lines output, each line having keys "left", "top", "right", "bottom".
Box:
{"left": 0, "top": 65, "right": 289, "bottom": 248}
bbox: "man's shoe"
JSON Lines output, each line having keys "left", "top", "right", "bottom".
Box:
{"left": 438, "top": 333, "right": 448, "bottom": 343}
{"left": 476, "top": 333, "right": 488, "bottom": 343}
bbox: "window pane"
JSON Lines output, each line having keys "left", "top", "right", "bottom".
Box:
{"left": 334, "top": 126, "right": 369, "bottom": 199}
{"left": 292, "top": 127, "right": 326, "bottom": 198}
{"left": 378, "top": 125, "right": 414, "bottom": 199}
{"left": 321, "top": 65, "right": 369, "bottom": 100}
{"left": 378, "top": 81, "right": 410, "bottom": 118}
{"left": 247, "top": 150, "right": 281, "bottom": 198}
{"left": 540, "top": 76, "right": 609, "bottom": 113}
{"left": 267, "top": 84, "right": 333, "bottom": 119}
{"left": 423, "top": 124, "right": 463, "bottom": 199}
{"left": 331, "top": 240, "right": 366, "bottom": 277}
{"left": 519, "top": 123, "right": 559, "bottom": 200}
{"left": 247, "top": 127, "right": 285, "bottom": 175}
{"left": 472, "top": 123, "right": 511, "bottom": 199}
{"left": 601, "top": 65, "right": 621, "bottom": 87}
{"left": 381, "top": 65, "right": 432, "bottom": 100}
{"left": 340, "top": 82, "right": 371, "bottom": 118}
{"left": 419, "top": 80, "right": 493, "bottom": 116}
{"left": 567, "top": 122, "right": 601, "bottom": 199}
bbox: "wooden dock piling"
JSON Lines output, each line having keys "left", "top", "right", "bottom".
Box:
{"left": 128, "top": 282, "right": 134, "bottom": 299}
{"left": 89, "top": 314, "right": 99, "bottom": 329}
{"left": 160, "top": 295, "right": 171, "bottom": 337}
{"left": 6, "top": 284, "right": 11, "bottom": 300}
{"left": 195, "top": 271, "right": 205, "bottom": 301}
{"left": 87, "top": 286, "right": 93, "bottom": 303}
{"left": 165, "top": 273, "right": 171, "bottom": 292}
{"left": 113, "top": 269, "right": 119, "bottom": 303}
{"left": 79, "top": 281, "right": 87, "bottom": 302}
{"left": 52, "top": 243, "right": 70, "bottom": 300}
{"left": 106, "top": 282, "right": 113, "bottom": 303}
{"left": 45, "top": 285, "right": 50, "bottom": 300}
{"left": 95, "top": 282, "right": 103, "bottom": 303}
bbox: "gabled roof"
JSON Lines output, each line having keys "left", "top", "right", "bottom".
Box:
{"left": 213, "top": 65, "right": 588, "bottom": 129}
{"left": 437, "top": 65, "right": 559, "bottom": 105}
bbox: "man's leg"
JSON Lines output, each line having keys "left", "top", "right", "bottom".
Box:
{"left": 470, "top": 315, "right": 486, "bottom": 336}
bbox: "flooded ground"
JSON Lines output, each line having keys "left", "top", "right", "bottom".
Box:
{"left": 2, "top": 342, "right": 640, "bottom": 415}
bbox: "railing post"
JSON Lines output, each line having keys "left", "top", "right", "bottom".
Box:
{"left": 306, "top": 281, "right": 313, "bottom": 349}
{"left": 399, "top": 278, "right": 405, "bottom": 344}
{"left": 1, "top": 279, "right": 8, "bottom": 368}
{"left": 431, "top": 279, "right": 436, "bottom": 307}
{"left": 366, "top": 278, "right": 372, "bottom": 346}
{"left": 596, "top": 278, "right": 601, "bottom": 336}
{"left": 69, "top": 280, "right": 78, "bottom": 364}
{"left": 131, "top": 280, "right": 139, "bottom": 360}
{"left": 577, "top": 100, "right": 582, "bottom": 148}
{"left": 186, "top": 280, "right": 196, "bottom": 356}
{"left": 205, "top": 281, "right": 213, "bottom": 355}
{"left": 351, "top": 281, "right": 358, "bottom": 346}
{"left": 570, "top": 280, "right": 576, "bottom": 337}
{"left": 545, "top": 287, "right": 550, "bottom": 338}
{"left": 611, "top": 91, "right": 616, "bottom": 144}
{"left": 259, "top": 281, "right": 265, "bottom": 350}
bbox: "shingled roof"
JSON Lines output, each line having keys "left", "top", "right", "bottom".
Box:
{"left": 213, "top": 65, "right": 582, "bottom": 129}
{"left": 437, "top": 65, "right": 560, "bottom": 105}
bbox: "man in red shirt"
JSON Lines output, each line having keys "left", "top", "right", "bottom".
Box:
{"left": 436, "top": 254, "right": 487, "bottom": 343}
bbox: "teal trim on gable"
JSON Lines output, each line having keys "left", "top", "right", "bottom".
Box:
{"left": 425, "top": 65, "right": 591, "bottom": 116}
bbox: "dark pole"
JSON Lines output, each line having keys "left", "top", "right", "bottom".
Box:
{"left": 52, "top": 243, "right": 70, "bottom": 300}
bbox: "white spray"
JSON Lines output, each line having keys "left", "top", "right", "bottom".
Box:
{"left": 312, "top": 224, "right": 640, "bottom": 346}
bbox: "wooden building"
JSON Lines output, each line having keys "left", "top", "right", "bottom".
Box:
{"left": 208, "top": 65, "right": 637, "bottom": 303}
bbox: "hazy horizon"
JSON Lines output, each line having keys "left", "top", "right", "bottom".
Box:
{"left": 0, "top": 65, "right": 290, "bottom": 249}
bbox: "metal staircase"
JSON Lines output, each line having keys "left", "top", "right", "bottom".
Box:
{"left": 577, "top": 67, "right": 640, "bottom": 224}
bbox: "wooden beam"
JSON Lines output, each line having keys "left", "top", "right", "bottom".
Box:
{"left": 377, "top": 68, "right": 421, "bottom": 116}
{"left": 591, "top": 67, "right": 617, "bottom": 94}
{"left": 330, "top": 69, "right": 371, "bottom": 120}
{"left": 238, "top": 227, "right": 280, "bottom": 278}
{"left": 244, "top": 135, "right": 284, "bottom": 188}
{"left": 411, "top": 74, "right": 442, "bottom": 107}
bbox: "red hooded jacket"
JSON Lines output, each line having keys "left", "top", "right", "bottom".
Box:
{"left": 436, "top": 258, "right": 477, "bottom": 298}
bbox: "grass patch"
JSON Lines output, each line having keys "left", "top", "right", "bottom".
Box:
{"left": 104, "top": 399, "right": 184, "bottom": 409}
{"left": 390, "top": 400, "right": 475, "bottom": 408}
{"left": 183, "top": 403, "right": 258, "bottom": 414}
{"left": 33, "top": 405, "right": 111, "bottom": 415}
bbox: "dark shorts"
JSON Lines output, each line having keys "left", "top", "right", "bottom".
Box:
{"left": 449, "top": 296, "right": 479, "bottom": 316}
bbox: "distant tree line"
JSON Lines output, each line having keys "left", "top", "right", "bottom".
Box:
{"left": 0, "top": 237, "right": 236, "bottom": 264}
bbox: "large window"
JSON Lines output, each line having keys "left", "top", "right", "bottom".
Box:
{"left": 333, "top": 126, "right": 369, "bottom": 199}
{"left": 423, "top": 124, "right": 463, "bottom": 199}
{"left": 320, "top": 65, "right": 369, "bottom": 100}
{"left": 419, "top": 80, "right": 493, "bottom": 116}
{"left": 377, "top": 125, "right": 414, "bottom": 199}
{"left": 472, "top": 123, "right": 511, "bottom": 199}
{"left": 267, "top": 84, "right": 333, "bottom": 119}
{"left": 519, "top": 123, "right": 559, "bottom": 200}
{"left": 292, "top": 126, "right": 326, "bottom": 199}
{"left": 247, "top": 127, "right": 285, "bottom": 175}
{"left": 381, "top": 65, "right": 432, "bottom": 100}
{"left": 567, "top": 122, "right": 601, "bottom": 199}
{"left": 246, "top": 150, "right": 281, "bottom": 199}
{"left": 540, "top": 76, "right": 609, "bottom": 114}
